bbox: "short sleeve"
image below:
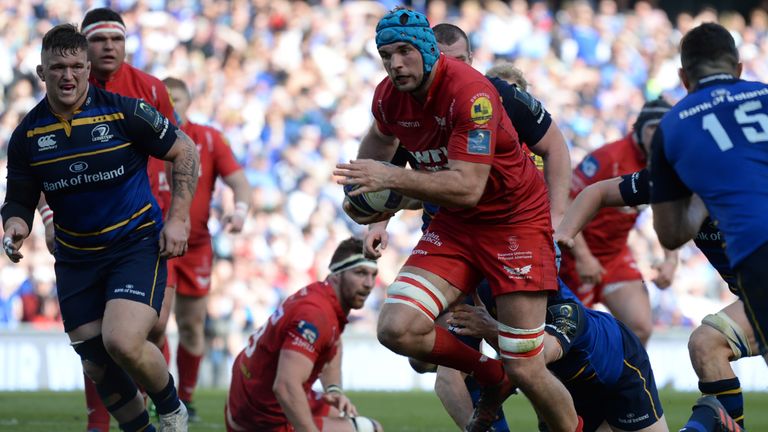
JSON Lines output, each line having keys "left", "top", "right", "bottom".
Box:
{"left": 570, "top": 154, "right": 602, "bottom": 197}
{"left": 544, "top": 298, "right": 586, "bottom": 356}
{"left": 6, "top": 126, "right": 34, "bottom": 182}
{"left": 491, "top": 77, "right": 552, "bottom": 146}
{"left": 125, "top": 98, "right": 179, "bottom": 159}
{"left": 212, "top": 130, "right": 242, "bottom": 178}
{"left": 447, "top": 81, "right": 501, "bottom": 165}
{"left": 649, "top": 127, "right": 692, "bottom": 203}
{"left": 281, "top": 305, "right": 333, "bottom": 362}
{"left": 618, "top": 169, "right": 650, "bottom": 206}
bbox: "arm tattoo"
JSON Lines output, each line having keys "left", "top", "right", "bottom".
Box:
{"left": 171, "top": 129, "right": 199, "bottom": 203}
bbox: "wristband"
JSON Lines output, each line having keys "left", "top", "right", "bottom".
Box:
{"left": 39, "top": 205, "right": 54, "bottom": 227}
{"left": 325, "top": 384, "right": 343, "bottom": 395}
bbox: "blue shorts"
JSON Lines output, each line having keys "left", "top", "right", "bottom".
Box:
{"left": 566, "top": 323, "right": 663, "bottom": 431}
{"left": 734, "top": 241, "right": 768, "bottom": 353}
{"left": 55, "top": 235, "right": 167, "bottom": 332}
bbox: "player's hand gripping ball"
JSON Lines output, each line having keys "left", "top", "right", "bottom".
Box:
{"left": 343, "top": 184, "right": 404, "bottom": 215}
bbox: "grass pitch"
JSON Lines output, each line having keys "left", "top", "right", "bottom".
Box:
{"left": 2, "top": 389, "right": 768, "bottom": 431}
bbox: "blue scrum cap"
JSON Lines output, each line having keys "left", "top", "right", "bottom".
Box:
{"left": 375, "top": 8, "right": 439, "bottom": 74}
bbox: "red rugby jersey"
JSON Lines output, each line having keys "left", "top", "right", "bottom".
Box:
{"left": 570, "top": 134, "right": 647, "bottom": 258}
{"left": 90, "top": 63, "right": 176, "bottom": 215}
{"left": 227, "top": 281, "right": 347, "bottom": 429}
{"left": 372, "top": 55, "right": 549, "bottom": 226}
{"left": 181, "top": 122, "right": 242, "bottom": 246}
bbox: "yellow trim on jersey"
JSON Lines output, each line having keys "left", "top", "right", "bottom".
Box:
{"left": 565, "top": 364, "right": 589, "bottom": 382}
{"left": 55, "top": 236, "right": 108, "bottom": 251}
{"left": 149, "top": 254, "right": 161, "bottom": 305}
{"left": 29, "top": 142, "right": 132, "bottom": 167}
{"left": 26, "top": 122, "right": 67, "bottom": 138}
{"left": 54, "top": 204, "right": 152, "bottom": 237}
{"left": 623, "top": 359, "right": 660, "bottom": 420}
{"left": 134, "top": 221, "right": 156, "bottom": 232}
{"left": 71, "top": 113, "right": 125, "bottom": 126}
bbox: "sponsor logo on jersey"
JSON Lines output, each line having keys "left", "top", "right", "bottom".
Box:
{"left": 434, "top": 115, "right": 446, "bottom": 127}
{"left": 42, "top": 165, "right": 125, "bottom": 192}
{"left": 419, "top": 231, "right": 442, "bottom": 247}
{"left": 408, "top": 146, "right": 448, "bottom": 169}
{"left": 503, "top": 264, "right": 532, "bottom": 277}
{"left": 69, "top": 161, "right": 88, "bottom": 173}
{"left": 135, "top": 100, "right": 165, "bottom": 132}
{"left": 397, "top": 120, "right": 421, "bottom": 128}
{"left": 467, "top": 129, "right": 491, "bottom": 155}
{"left": 91, "top": 124, "right": 114, "bottom": 143}
{"left": 37, "top": 135, "right": 57, "bottom": 150}
{"left": 297, "top": 320, "right": 319, "bottom": 344}
{"left": 507, "top": 236, "right": 519, "bottom": 251}
{"left": 579, "top": 155, "right": 599, "bottom": 178}
{"left": 470, "top": 94, "right": 493, "bottom": 125}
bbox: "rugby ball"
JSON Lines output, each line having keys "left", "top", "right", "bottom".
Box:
{"left": 344, "top": 184, "right": 404, "bottom": 215}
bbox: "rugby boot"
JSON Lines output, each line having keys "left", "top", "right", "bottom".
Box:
{"left": 464, "top": 375, "right": 517, "bottom": 432}
{"left": 158, "top": 402, "right": 188, "bottom": 432}
{"left": 693, "top": 395, "right": 743, "bottom": 432}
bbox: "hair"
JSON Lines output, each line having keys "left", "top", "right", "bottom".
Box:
{"left": 41, "top": 24, "right": 88, "bottom": 57}
{"left": 432, "top": 23, "right": 471, "bottom": 53}
{"left": 486, "top": 62, "right": 528, "bottom": 89}
{"left": 162, "top": 77, "right": 189, "bottom": 97}
{"left": 680, "top": 23, "right": 739, "bottom": 83}
{"left": 329, "top": 237, "right": 365, "bottom": 268}
{"left": 82, "top": 7, "right": 125, "bottom": 28}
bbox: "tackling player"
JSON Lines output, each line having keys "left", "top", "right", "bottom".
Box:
{"left": 162, "top": 77, "right": 251, "bottom": 421}
{"left": 226, "top": 237, "right": 383, "bottom": 432}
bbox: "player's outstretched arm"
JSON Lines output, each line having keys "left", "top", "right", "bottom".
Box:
{"left": 529, "top": 120, "right": 571, "bottom": 227}
{"left": 221, "top": 170, "right": 251, "bottom": 233}
{"left": 274, "top": 349, "right": 322, "bottom": 432}
{"left": 555, "top": 176, "right": 626, "bottom": 249}
{"left": 2, "top": 177, "right": 38, "bottom": 263}
{"left": 159, "top": 129, "right": 200, "bottom": 257}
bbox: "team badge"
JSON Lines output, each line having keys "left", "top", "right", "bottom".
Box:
{"left": 135, "top": 100, "right": 164, "bottom": 132}
{"left": 470, "top": 96, "right": 493, "bottom": 125}
{"left": 467, "top": 129, "right": 491, "bottom": 155}
{"left": 297, "top": 320, "right": 319, "bottom": 344}
{"left": 579, "top": 155, "right": 599, "bottom": 178}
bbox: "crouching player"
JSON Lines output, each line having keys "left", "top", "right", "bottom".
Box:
{"left": 438, "top": 280, "right": 667, "bottom": 432}
{"left": 555, "top": 168, "right": 758, "bottom": 432}
{"left": 226, "top": 237, "right": 383, "bottom": 432}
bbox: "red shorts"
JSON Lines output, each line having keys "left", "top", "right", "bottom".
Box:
{"left": 169, "top": 241, "right": 213, "bottom": 297}
{"left": 404, "top": 215, "right": 557, "bottom": 297}
{"left": 559, "top": 245, "right": 642, "bottom": 307}
{"left": 225, "top": 390, "right": 329, "bottom": 432}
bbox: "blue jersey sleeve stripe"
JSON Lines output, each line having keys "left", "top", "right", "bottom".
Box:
{"left": 54, "top": 203, "right": 153, "bottom": 237}
{"left": 30, "top": 142, "right": 132, "bottom": 167}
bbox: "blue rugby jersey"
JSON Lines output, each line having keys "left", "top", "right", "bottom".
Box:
{"left": 650, "top": 74, "right": 768, "bottom": 267}
{"left": 620, "top": 169, "right": 736, "bottom": 288}
{"left": 6, "top": 85, "right": 178, "bottom": 258}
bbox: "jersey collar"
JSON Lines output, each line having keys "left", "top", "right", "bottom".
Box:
{"left": 694, "top": 73, "right": 738, "bottom": 91}
{"left": 320, "top": 281, "right": 349, "bottom": 325}
{"left": 423, "top": 54, "right": 447, "bottom": 109}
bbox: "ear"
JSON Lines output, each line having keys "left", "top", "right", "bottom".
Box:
{"left": 735, "top": 62, "right": 743, "bottom": 78}
{"left": 36, "top": 65, "right": 44, "bottom": 82}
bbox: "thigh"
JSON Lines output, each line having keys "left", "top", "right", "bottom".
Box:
{"left": 55, "top": 258, "right": 109, "bottom": 333}
{"left": 473, "top": 224, "right": 558, "bottom": 298}
{"left": 174, "top": 242, "right": 213, "bottom": 298}
{"left": 735, "top": 242, "right": 768, "bottom": 353}
{"left": 605, "top": 328, "right": 664, "bottom": 431}
{"left": 723, "top": 300, "right": 766, "bottom": 356}
{"left": 601, "top": 280, "right": 650, "bottom": 326}
{"left": 106, "top": 235, "right": 167, "bottom": 315}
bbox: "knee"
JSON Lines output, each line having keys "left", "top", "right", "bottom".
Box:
{"left": 626, "top": 319, "right": 653, "bottom": 345}
{"left": 688, "top": 325, "right": 723, "bottom": 363}
{"left": 376, "top": 310, "right": 424, "bottom": 353}
{"left": 503, "top": 357, "right": 546, "bottom": 387}
{"left": 103, "top": 333, "right": 144, "bottom": 366}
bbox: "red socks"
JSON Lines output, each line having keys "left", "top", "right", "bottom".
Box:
{"left": 84, "top": 374, "right": 110, "bottom": 432}
{"left": 421, "top": 326, "right": 505, "bottom": 386}
{"left": 177, "top": 344, "right": 203, "bottom": 402}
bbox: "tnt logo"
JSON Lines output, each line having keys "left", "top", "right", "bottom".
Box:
{"left": 37, "top": 135, "right": 57, "bottom": 150}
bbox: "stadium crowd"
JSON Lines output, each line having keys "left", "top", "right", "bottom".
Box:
{"left": 0, "top": 0, "right": 763, "bottom": 373}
